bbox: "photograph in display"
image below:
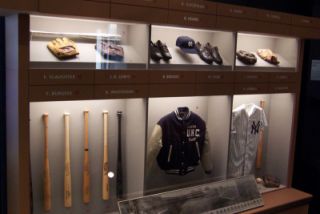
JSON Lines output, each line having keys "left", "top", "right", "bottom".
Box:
{"left": 119, "top": 175, "right": 263, "bottom": 214}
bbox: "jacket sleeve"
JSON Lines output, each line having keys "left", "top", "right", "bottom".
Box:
{"left": 201, "top": 130, "right": 213, "bottom": 174}
{"left": 146, "top": 124, "right": 163, "bottom": 174}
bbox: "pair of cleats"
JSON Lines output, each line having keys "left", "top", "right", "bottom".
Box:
{"left": 150, "top": 40, "right": 172, "bottom": 61}
{"left": 195, "top": 42, "right": 223, "bottom": 65}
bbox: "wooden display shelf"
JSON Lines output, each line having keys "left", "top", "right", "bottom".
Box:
{"left": 110, "top": 3, "right": 168, "bottom": 24}
{"left": 195, "top": 83, "right": 234, "bottom": 96}
{"left": 0, "top": 0, "right": 37, "bottom": 11}
{"left": 255, "top": 9, "right": 292, "bottom": 25}
{"left": 95, "top": 70, "right": 148, "bottom": 84}
{"left": 149, "top": 83, "right": 195, "bottom": 97}
{"left": 196, "top": 71, "right": 234, "bottom": 83}
{"left": 94, "top": 84, "right": 148, "bottom": 99}
{"left": 39, "top": 0, "right": 110, "bottom": 18}
{"left": 235, "top": 72, "right": 269, "bottom": 83}
{"left": 149, "top": 70, "right": 196, "bottom": 84}
{"left": 242, "top": 188, "right": 312, "bottom": 214}
{"left": 29, "top": 85, "right": 94, "bottom": 101}
{"left": 29, "top": 69, "right": 94, "bottom": 85}
{"left": 234, "top": 83, "right": 269, "bottom": 94}
{"left": 269, "top": 83, "right": 298, "bottom": 94}
{"left": 169, "top": 0, "right": 216, "bottom": 15}
{"left": 111, "top": 0, "right": 169, "bottom": 9}
{"left": 168, "top": 10, "right": 216, "bottom": 28}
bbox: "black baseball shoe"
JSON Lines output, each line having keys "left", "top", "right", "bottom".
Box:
{"left": 205, "top": 43, "right": 223, "bottom": 65}
{"left": 156, "top": 40, "right": 172, "bottom": 61}
{"left": 150, "top": 41, "right": 162, "bottom": 61}
{"left": 195, "top": 42, "right": 214, "bottom": 64}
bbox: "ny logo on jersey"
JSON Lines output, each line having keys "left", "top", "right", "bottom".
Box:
{"left": 251, "top": 121, "right": 261, "bottom": 135}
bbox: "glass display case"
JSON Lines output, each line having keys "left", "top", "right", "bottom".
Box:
{"left": 229, "top": 93, "right": 295, "bottom": 193}
{"left": 150, "top": 25, "right": 235, "bottom": 71}
{"left": 145, "top": 96, "right": 232, "bottom": 194}
{"left": 29, "top": 99, "right": 147, "bottom": 213}
{"left": 29, "top": 15, "right": 148, "bottom": 70}
{"left": 235, "top": 33, "right": 299, "bottom": 72}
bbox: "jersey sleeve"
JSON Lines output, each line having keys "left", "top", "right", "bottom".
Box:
{"left": 146, "top": 124, "right": 163, "bottom": 174}
{"left": 201, "top": 130, "right": 213, "bottom": 174}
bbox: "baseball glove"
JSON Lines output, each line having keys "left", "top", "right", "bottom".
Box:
{"left": 47, "top": 37, "right": 79, "bottom": 59}
{"left": 236, "top": 50, "right": 257, "bottom": 65}
{"left": 257, "top": 49, "right": 280, "bottom": 65}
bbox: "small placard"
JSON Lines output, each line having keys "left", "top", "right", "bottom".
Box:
{"left": 311, "top": 60, "right": 320, "bottom": 81}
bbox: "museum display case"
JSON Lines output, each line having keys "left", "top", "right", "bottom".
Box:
{"left": 5, "top": 1, "right": 314, "bottom": 211}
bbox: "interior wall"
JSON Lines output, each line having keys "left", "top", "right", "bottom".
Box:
{"left": 29, "top": 99, "right": 146, "bottom": 214}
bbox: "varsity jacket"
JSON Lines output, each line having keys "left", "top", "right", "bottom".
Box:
{"left": 147, "top": 108, "right": 212, "bottom": 175}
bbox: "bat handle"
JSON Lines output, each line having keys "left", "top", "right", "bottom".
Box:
{"left": 102, "top": 111, "right": 110, "bottom": 200}
{"left": 43, "top": 113, "right": 51, "bottom": 212}
{"left": 83, "top": 111, "right": 90, "bottom": 203}
{"left": 64, "top": 113, "right": 72, "bottom": 208}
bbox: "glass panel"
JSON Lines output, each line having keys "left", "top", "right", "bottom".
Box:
{"left": 29, "top": 99, "right": 146, "bottom": 213}
{"left": 30, "top": 15, "right": 148, "bottom": 70}
{"left": 150, "top": 25, "right": 235, "bottom": 71}
{"left": 228, "top": 93, "right": 295, "bottom": 193}
{"left": 236, "top": 33, "right": 299, "bottom": 72}
{"left": 145, "top": 96, "right": 232, "bottom": 194}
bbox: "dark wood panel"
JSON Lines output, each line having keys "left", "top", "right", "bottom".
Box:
{"left": 29, "top": 85, "right": 94, "bottom": 101}
{"left": 196, "top": 71, "right": 234, "bottom": 83}
{"left": 235, "top": 72, "right": 269, "bottom": 83}
{"left": 149, "top": 84, "right": 195, "bottom": 97}
{"left": 0, "top": 0, "right": 37, "bottom": 11}
{"left": 169, "top": 0, "right": 216, "bottom": 14}
{"left": 291, "top": 26, "right": 320, "bottom": 39}
{"left": 292, "top": 15, "right": 320, "bottom": 28}
{"left": 216, "top": 3, "right": 256, "bottom": 19}
{"left": 149, "top": 71, "right": 195, "bottom": 83}
{"left": 168, "top": 10, "right": 216, "bottom": 28}
{"left": 255, "top": 22, "right": 292, "bottom": 36}
{"left": 234, "top": 83, "right": 269, "bottom": 94}
{"left": 269, "top": 83, "right": 298, "bottom": 94}
{"left": 95, "top": 70, "right": 148, "bottom": 84}
{"left": 94, "top": 85, "right": 148, "bottom": 98}
{"left": 196, "top": 83, "right": 233, "bottom": 95}
{"left": 111, "top": 3, "right": 168, "bottom": 24}
{"left": 29, "top": 70, "right": 94, "bottom": 85}
{"left": 111, "top": 0, "right": 168, "bottom": 8}
{"left": 255, "top": 9, "right": 291, "bottom": 24}
{"left": 216, "top": 16, "right": 258, "bottom": 32}
{"left": 39, "top": 0, "right": 109, "bottom": 18}
{"left": 269, "top": 72, "right": 298, "bottom": 83}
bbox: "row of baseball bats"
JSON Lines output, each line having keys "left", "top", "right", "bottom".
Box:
{"left": 42, "top": 110, "right": 123, "bottom": 212}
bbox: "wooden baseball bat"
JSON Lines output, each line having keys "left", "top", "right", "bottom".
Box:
{"left": 116, "top": 111, "right": 123, "bottom": 199}
{"left": 43, "top": 113, "right": 51, "bottom": 212}
{"left": 256, "top": 100, "right": 265, "bottom": 169}
{"left": 83, "top": 110, "right": 90, "bottom": 203}
{"left": 64, "top": 113, "right": 72, "bottom": 207}
{"left": 102, "top": 111, "right": 110, "bottom": 200}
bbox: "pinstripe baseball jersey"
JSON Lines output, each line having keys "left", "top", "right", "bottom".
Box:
{"left": 227, "top": 103, "right": 268, "bottom": 178}
{"left": 147, "top": 107, "right": 212, "bottom": 175}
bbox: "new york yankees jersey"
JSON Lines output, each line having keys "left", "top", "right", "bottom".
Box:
{"left": 147, "top": 108, "right": 212, "bottom": 175}
{"left": 227, "top": 103, "right": 268, "bottom": 178}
